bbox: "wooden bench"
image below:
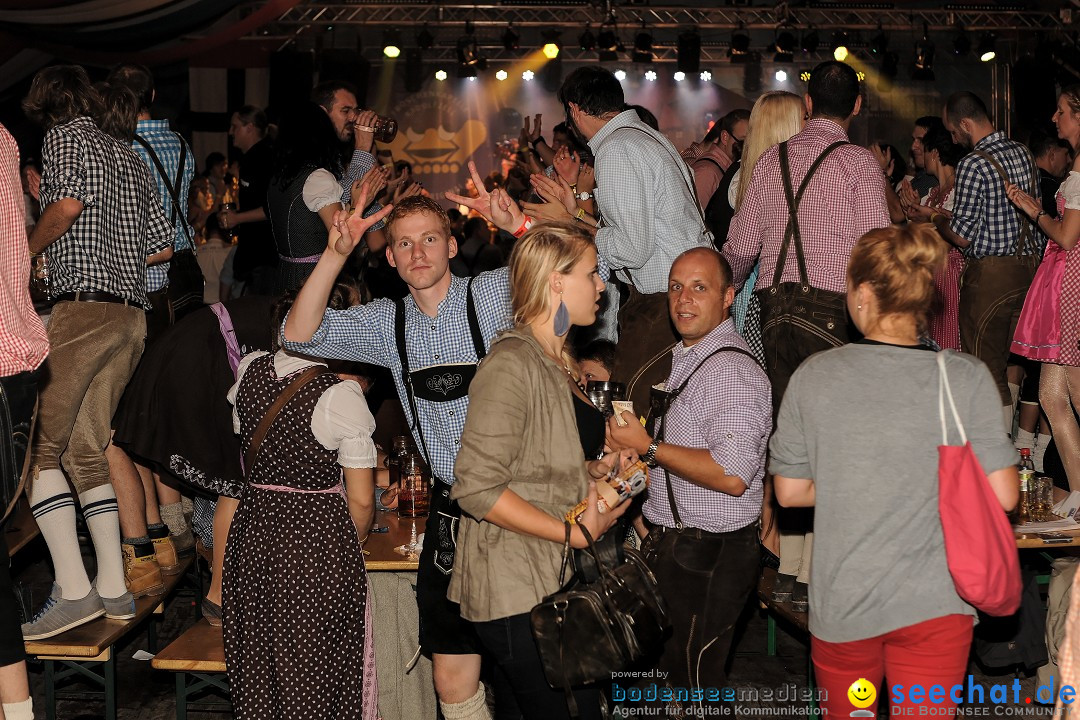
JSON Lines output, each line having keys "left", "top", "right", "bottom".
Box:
{"left": 24, "top": 557, "right": 192, "bottom": 720}
{"left": 152, "top": 620, "right": 230, "bottom": 720}
{"left": 4, "top": 497, "right": 39, "bottom": 556}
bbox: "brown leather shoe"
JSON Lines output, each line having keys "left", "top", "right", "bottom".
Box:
{"left": 152, "top": 534, "right": 182, "bottom": 575}
{"left": 122, "top": 544, "right": 165, "bottom": 598}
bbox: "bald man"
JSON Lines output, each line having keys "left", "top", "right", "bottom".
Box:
{"left": 607, "top": 247, "right": 772, "bottom": 707}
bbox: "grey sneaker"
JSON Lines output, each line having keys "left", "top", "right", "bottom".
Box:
{"left": 171, "top": 528, "right": 196, "bottom": 556}
{"left": 100, "top": 590, "right": 136, "bottom": 620}
{"left": 21, "top": 585, "right": 106, "bottom": 640}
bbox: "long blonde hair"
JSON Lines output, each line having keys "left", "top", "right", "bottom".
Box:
{"left": 735, "top": 91, "right": 806, "bottom": 211}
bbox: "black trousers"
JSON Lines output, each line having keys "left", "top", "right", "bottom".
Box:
{"left": 640, "top": 523, "right": 759, "bottom": 713}
{"left": 0, "top": 368, "right": 41, "bottom": 667}
{"left": 474, "top": 613, "right": 603, "bottom": 720}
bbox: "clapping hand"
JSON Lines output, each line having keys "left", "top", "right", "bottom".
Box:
{"left": 524, "top": 173, "right": 576, "bottom": 222}
{"left": 552, "top": 145, "right": 581, "bottom": 186}
{"left": 445, "top": 161, "right": 526, "bottom": 233}
{"left": 351, "top": 166, "right": 389, "bottom": 211}
{"left": 522, "top": 114, "right": 543, "bottom": 148}
{"left": 1006, "top": 183, "right": 1043, "bottom": 220}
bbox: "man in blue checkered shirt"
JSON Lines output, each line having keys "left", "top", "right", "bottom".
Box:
{"left": 933, "top": 92, "right": 1044, "bottom": 431}
{"left": 284, "top": 187, "right": 599, "bottom": 720}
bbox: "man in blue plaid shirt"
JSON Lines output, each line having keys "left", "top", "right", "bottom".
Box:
{"left": 933, "top": 92, "right": 1043, "bottom": 431}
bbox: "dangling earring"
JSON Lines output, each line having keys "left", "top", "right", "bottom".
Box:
{"left": 554, "top": 291, "right": 570, "bottom": 336}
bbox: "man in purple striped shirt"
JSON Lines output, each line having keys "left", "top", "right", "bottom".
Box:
{"left": 607, "top": 247, "right": 771, "bottom": 711}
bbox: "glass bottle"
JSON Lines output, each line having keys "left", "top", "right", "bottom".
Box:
{"left": 1017, "top": 448, "right": 1035, "bottom": 525}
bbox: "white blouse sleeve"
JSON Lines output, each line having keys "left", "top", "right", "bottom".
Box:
{"left": 727, "top": 168, "right": 741, "bottom": 209}
{"left": 1061, "top": 172, "right": 1080, "bottom": 211}
{"left": 302, "top": 169, "right": 344, "bottom": 213}
{"left": 228, "top": 351, "right": 270, "bottom": 434}
{"left": 310, "top": 380, "right": 379, "bottom": 468}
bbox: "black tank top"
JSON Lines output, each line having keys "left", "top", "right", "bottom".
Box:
{"left": 573, "top": 392, "right": 606, "bottom": 460}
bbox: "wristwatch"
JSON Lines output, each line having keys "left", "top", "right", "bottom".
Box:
{"left": 642, "top": 441, "right": 660, "bottom": 468}
{"left": 575, "top": 190, "right": 593, "bottom": 202}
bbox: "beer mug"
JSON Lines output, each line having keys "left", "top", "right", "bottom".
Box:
{"left": 398, "top": 453, "right": 430, "bottom": 518}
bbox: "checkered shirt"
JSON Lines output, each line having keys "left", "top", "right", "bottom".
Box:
{"left": 0, "top": 123, "right": 48, "bottom": 376}
{"left": 950, "top": 131, "right": 1045, "bottom": 259}
{"left": 39, "top": 117, "right": 173, "bottom": 308}
{"left": 724, "top": 118, "right": 891, "bottom": 295}
{"left": 643, "top": 318, "right": 773, "bottom": 533}
{"left": 589, "top": 110, "right": 713, "bottom": 295}
{"left": 341, "top": 149, "right": 386, "bottom": 231}
{"left": 132, "top": 119, "right": 195, "bottom": 292}
{"left": 283, "top": 270, "right": 512, "bottom": 484}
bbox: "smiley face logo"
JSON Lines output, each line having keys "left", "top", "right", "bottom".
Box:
{"left": 847, "top": 678, "right": 877, "bottom": 709}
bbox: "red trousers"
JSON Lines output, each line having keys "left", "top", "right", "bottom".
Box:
{"left": 812, "top": 614, "right": 974, "bottom": 716}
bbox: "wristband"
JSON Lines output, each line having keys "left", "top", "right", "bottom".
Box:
{"left": 930, "top": 212, "right": 941, "bottom": 224}
{"left": 1035, "top": 210, "right": 1047, "bottom": 224}
{"left": 513, "top": 215, "right": 535, "bottom": 238}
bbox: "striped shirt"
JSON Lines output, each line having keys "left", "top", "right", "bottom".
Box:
{"left": 40, "top": 116, "right": 173, "bottom": 308}
{"left": 0, "top": 123, "right": 48, "bottom": 376}
{"left": 590, "top": 110, "right": 712, "bottom": 295}
{"left": 950, "top": 131, "right": 1044, "bottom": 258}
{"left": 724, "top": 118, "right": 891, "bottom": 295}
{"left": 132, "top": 119, "right": 195, "bottom": 292}
{"left": 643, "top": 318, "right": 772, "bottom": 533}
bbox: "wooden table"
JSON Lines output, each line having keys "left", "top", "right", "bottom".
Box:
{"left": 1016, "top": 526, "right": 1080, "bottom": 549}
{"left": 365, "top": 510, "right": 423, "bottom": 571}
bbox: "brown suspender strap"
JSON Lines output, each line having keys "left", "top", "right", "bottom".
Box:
{"left": 243, "top": 365, "right": 327, "bottom": 477}
{"left": 773, "top": 140, "right": 851, "bottom": 289}
{"left": 971, "top": 149, "right": 1039, "bottom": 257}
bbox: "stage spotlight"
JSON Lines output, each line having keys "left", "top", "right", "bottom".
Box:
{"left": 775, "top": 69, "right": 788, "bottom": 82}
{"left": 543, "top": 43, "right": 560, "bottom": 59}
{"left": 700, "top": 70, "right": 712, "bottom": 82}
{"left": 674, "top": 71, "right": 686, "bottom": 82}
{"left": 468, "top": 77, "right": 477, "bottom": 82}
{"left": 502, "top": 24, "right": 520, "bottom": 51}
{"left": 832, "top": 31, "right": 849, "bottom": 62}
{"left": 979, "top": 33, "right": 997, "bottom": 62}
{"left": 870, "top": 29, "right": 888, "bottom": 56}
{"left": 802, "top": 30, "right": 820, "bottom": 54}
{"left": 614, "top": 69, "right": 627, "bottom": 81}
{"left": 913, "top": 24, "right": 935, "bottom": 81}
{"left": 729, "top": 30, "right": 751, "bottom": 62}
{"left": 495, "top": 69, "right": 508, "bottom": 81}
{"left": 799, "top": 69, "right": 812, "bottom": 82}
{"left": 644, "top": 69, "right": 657, "bottom": 82}
{"left": 383, "top": 30, "right": 401, "bottom": 58}
{"left": 435, "top": 69, "right": 448, "bottom": 81}
{"left": 953, "top": 28, "right": 971, "bottom": 57}
{"left": 416, "top": 25, "right": 435, "bottom": 51}
{"left": 633, "top": 29, "right": 653, "bottom": 64}
{"left": 522, "top": 70, "right": 535, "bottom": 81}
{"left": 856, "top": 70, "right": 866, "bottom": 81}
{"left": 458, "top": 26, "right": 483, "bottom": 70}
{"left": 542, "top": 30, "right": 561, "bottom": 59}
{"left": 678, "top": 31, "right": 701, "bottom": 73}
{"left": 579, "top": 24, "right": 596, "bottom": 52}
{"left": 773, "top": 31, "right": 796, "bottom": 63}
{"left": 597, "top": 24, "right": 620, "bottom": 61}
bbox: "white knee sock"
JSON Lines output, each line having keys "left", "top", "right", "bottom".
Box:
{"left": 30, "top": 468, "right": 91, "bottom": 600}
{"left": 1015, "top": 428, "right": 1036, "bottom": 451}
{"left": 1035, "top": 433, "right": 1054, "bottom": 473}
{"left": 2, "top": 697, "right": 33, "bottom": 720}
{"left": 78, "top": 485, "right": 127, "bottom": 599}
{"left": 439, "top": 685, "right": 491, "bottom": 720}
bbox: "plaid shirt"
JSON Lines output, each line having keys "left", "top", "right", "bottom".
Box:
{"left": 40, "top": 117, "right": 173, "bottom": 308}
{"left": 0, "top": 124, "right": 48, "bottom": 376}
{"left": 282, "top": 271, "right": 513, "bottom": 484}
{"left": 950, "top": 131, "right": 1044, "bottom": 258}
{"left": 590, "top": 110, "right": 713, "bottom": 295}
{"left": 643, "top": 318, "right": 772, "bottom": 533}
{"left": 724, "top": 118, "right": 891, "bottom": 295}
{"left": 132, "top": 119, "right": 195, "bottom": 292}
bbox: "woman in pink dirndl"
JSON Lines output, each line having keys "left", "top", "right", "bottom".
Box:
{"left": 1007, "top": 85, "right": 1080, "bottom": 490}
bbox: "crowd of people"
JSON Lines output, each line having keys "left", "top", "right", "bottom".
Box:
{"left": 0, "top": 54, "right": 1078, "bottom": 720}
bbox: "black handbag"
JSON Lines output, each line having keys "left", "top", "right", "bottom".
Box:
{"left": 530, "top": 522, "right": 669, "bottom": 717}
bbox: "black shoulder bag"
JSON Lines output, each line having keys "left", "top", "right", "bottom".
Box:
{"left": 133, "top": 133, "right": 205, "bottom": 319}
{"left": 530, "top": 522, "right": 669, "bottom": 718}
